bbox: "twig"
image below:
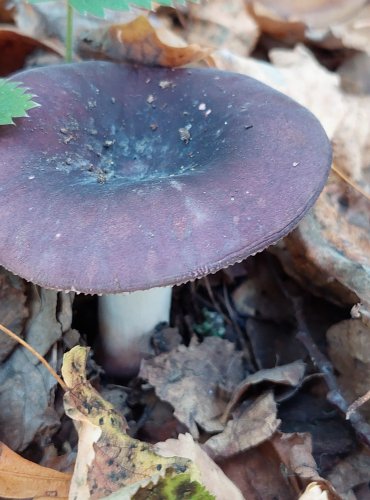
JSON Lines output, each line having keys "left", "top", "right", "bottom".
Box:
{"left": 269, "top": 261, "right": 370, "bottom": 448}
{"left": 347, "top": 390, "right": 370, "bottom": 418}
{"left": 332, "top": 163, "right": 370, "bottom": 202}
{"left": 0, "top": 323, "right": 67, "bottom": 391}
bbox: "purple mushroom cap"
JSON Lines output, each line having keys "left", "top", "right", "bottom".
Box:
{"left": 0, "top": 61, "right": 331, "bottom": 293}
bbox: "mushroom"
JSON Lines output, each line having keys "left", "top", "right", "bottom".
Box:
{"left": 0, "top": 61, "right": 331, "bottom": 375}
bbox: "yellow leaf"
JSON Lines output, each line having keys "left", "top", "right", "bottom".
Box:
{"left": 62, "top": 346, "right": 201, "bottom": 499}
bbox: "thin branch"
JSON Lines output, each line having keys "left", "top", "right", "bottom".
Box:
{"left": 0, "top": 323, "right": 67, "bottom": 391}
{"left": 332, "top": 163, "right": 370, "bottom": 202}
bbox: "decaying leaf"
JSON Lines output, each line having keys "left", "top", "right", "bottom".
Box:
{"left": 140, "top": 337, "right": 245, "bottom": 437}
{"left": 78, "top": 15, "right": 211, "bottom": 66}
{"left": 222, "top": 360, "right": 306, "bottom": 419}
{"left": 62, "top": 346, "right": 213, "bottom": 499}
{"left": 0, "top": 441, "right": 71, "bottom": 499}
{"left": 206, "top": 392, "right": 280, "bottom": 457}
{"left": 155, "top": 433, "right": 244, "bottom": 500}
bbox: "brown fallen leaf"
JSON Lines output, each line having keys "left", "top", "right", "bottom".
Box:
{"left": 0, "top": 441, "right": 70, "bottom": 499}
{"left": 139, "top": 336, "right": 245, "bottom": 437}
{"left": 0, "top": 26, "right": 64, "bottom": 76}
{"left": 328, "top": 447, "right": 370, "bottom": 497}
{"left": 206, "top": 392, "right": 280, "bottom": 457}
{"left": 217, "top": 431, "right": 339, "bottom": 499}
{"left": 78, "top": 15, "right": 211, "bottom": 67}
{"left": 327, "top": 319, "right": 370, "bottom": 416}
{"left": 222, "top": 360, "right": 306, "bottom": 420}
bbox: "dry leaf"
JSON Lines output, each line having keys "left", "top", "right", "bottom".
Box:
{"left": 270, "top": 186, "right": 370, "bottom": 308}
{"left": 62, "top": 346, "right": 204, "bottom": 499}
{"left": 78, "top": 15, "right": 211, "bottom": 67}
{"left": 223, "top": 360, "right": 306, "bottom": 419}
{"left": 327, "top": 319, "right": 370, "bottom": 416}
{"left": 328, "top": 447, "right": 370, "bottom": 497}
{"left": 155, "top": 433, "right": 244, "bottom": 500}
{"left": 0, "top": 26, "right": 64, "bottom": 76}
{"left": 0, "top": 287, "right": 74, "bottom": 451}
{"left": 139, "top": 337, "right": 245, "bottom": 437}
{"left": 0, "top": 267, "right": 27, "bottom": 363}
{"left": 246, "top": 0, "right": 367, "bottom": 47}
{"left": 206, "top": 392, "right": 280, "bottom": 457}
{"left": 0, "top": 441, "right": 70, "bottom": 499}
{"left": 186, "top": 0, "right": 259, "bottom": 56}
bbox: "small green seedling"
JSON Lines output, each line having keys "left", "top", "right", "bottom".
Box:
{"left": 0, "top": 79, "right": 39, "bottom": 125}
{"left": 29, "top": 0, "right": 199, "bottom": 62}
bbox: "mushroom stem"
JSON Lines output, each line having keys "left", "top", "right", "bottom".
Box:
{"left": 98, "top": 286, "right": 172, "bottom": 376}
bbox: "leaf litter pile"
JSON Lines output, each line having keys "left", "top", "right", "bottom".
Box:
{"left": 1, "top": 0, "right": 370, "bottom": 499}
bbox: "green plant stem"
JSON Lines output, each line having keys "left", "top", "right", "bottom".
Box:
{"left": 65, "top": 3, "right": 74, "bottom": 63}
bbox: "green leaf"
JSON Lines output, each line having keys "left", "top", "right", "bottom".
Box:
{"left": 0, "top": 79, "right": 40, "bottom": 126}
{"left": 29, "top": 0, "right": 198, "bottom": 18}
{"left": 133, "top": 473, "right": 216, "bottom": 499}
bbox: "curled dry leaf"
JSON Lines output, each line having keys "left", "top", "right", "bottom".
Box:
{"left": 78, "top": 15, "right": 211, "bottom": 67}
{"left": 0, "top": 441, "right": 71, "bottom": 499}
{"left": 186, "top": 0, "right": 259, "bottom": 56}
{"left": 139, "top": 337, "right": 245, "bottom": 437}
{"left": 206, "top": 392, "right": 280, "bottom": 457}
{"left": 222, "top": 360, "right": 306, "bottom": 420}
{"left": 62, "top": 346, "right": 209, "bottom": 500}
{"left": 155, "top": 433, "right": 244, "bottom": 500}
